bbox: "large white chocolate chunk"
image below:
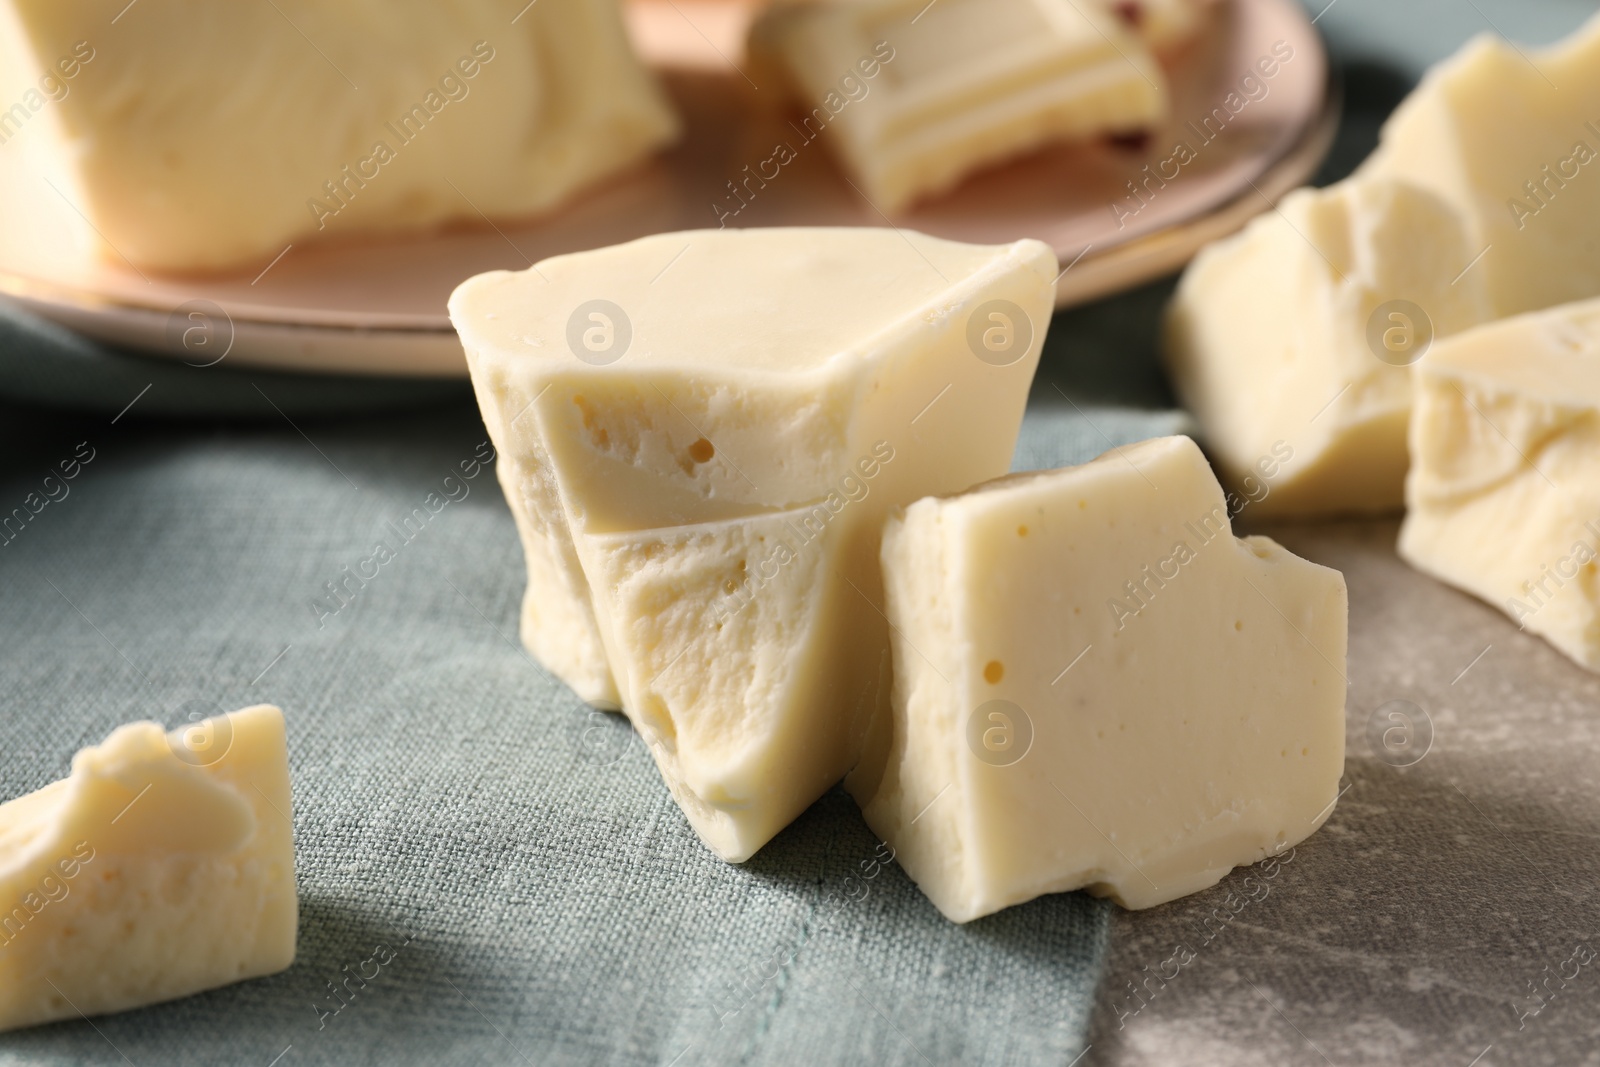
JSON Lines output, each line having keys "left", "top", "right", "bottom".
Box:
{"left": 1400, "top": 298, "right": 1600, "bottom": 672}
{"left": 0, "top": 0, "right": 677, "bottom": 272}
{"left": 1361, "top": 13, "right": 1600, "bottom": 318}
{"left": 1164, "top": 174, "right": 1490, "bottom": 517}
{"left": 750, "top": 0, "right": 1165, "bottom": 212}
{"left": 457, "top": 229, "right": 1054, "bottom": 531}
{"left": 0, "top": 705, "right": 296, "bottom": 1031}
{"left": 452, "top": 227, "right": 1056, "bottom": 860}
{"left": 854, "top": 436, "right": 1347, "bottom": 920}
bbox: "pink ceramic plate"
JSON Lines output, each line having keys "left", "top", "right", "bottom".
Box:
{"left": 0, "top": 0, "right": 1333, "bottom": 377}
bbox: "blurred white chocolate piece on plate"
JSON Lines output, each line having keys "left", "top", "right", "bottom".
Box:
{"left": 1091, "top": 0, "right": 1217, "bottom": 53}
{"left": 750, "top": 0, "right": 1166, "bottom": 211}
{"left": 0, "top": 0, "right": 678, "bottom": 272}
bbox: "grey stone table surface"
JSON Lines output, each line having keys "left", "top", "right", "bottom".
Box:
{"left": 1078, "top": 4, "right": 1600, "bottom": 1061}
{"left": 1083, "top": 518, "right": 1600, "bottom": 1067}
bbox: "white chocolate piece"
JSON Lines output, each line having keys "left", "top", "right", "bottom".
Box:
{"left": 855, "top": 436, "right": 1347, "bottom": 920}
{"left": 1401, "top": 297, "right": 1600, "bottom": 672}
{"left": 0, "top": 0, "right": 677, "bottom": 272}
{"left": 1361, "top": 13, "right": 1600, "bottom": 319}
{"left": 578, "top": 502, "right": 889, "bottom": 861}
{"left": 1165, "top": 175, "right": 1490, "bottom": 517}
{"left": 491, "top": 442, "right": 621, "bottom": 708}
{"left": 0, "top": 705, "right": 296, "bottom": 1031}
{"left": 452, "top": 227, "right": 1055, "bottom": 860}
{"left": 750, "top": 0, "right": 1166, "bottom": 212}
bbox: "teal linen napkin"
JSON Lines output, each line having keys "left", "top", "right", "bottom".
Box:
{"left": 0, "top": 82, "right": 1255, "bottom": 1067}
{"left": 0, "top": 378, "right": 1176, "bottom": 1065}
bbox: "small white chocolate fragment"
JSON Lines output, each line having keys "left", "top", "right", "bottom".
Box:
{"left": 0, "top": 705, "right": 297, "bottom": 1031}
{"left": 1401, "top": 297, "right": 1600, "bottom": 673}
{"left": 1165, "top": 174, "right": 1490, "bottom": 517}
{"left": 854, "top": 436, "right": 1347, "bottom": 920}
{"left": 452, "top": 227, "right": 1056, "bottom": 860}
{"left": 750, "top": 0, "right": 1166, "bottom": 211}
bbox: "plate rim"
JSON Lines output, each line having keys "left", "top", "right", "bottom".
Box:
{"left": 0, "top": 0, "right": 1337, "bottom": 374}
{"left": 0, "top": 84, "right": 1338, "bottom": 329}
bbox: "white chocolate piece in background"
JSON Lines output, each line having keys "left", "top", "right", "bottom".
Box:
{"left": 1091, "top": 0, "right": 1217, "bottom": 53}
{"left": 1165, "top": 174, "right": 1489, "bottom": 517}
{"left": 452, "top": 227, "right": 1056, "bottom": 860}
{"left": 0, "top": 0, "right": 678, "bottom": 272}
{"left": 750, "top": 0, "right": 1166, "bottom": 212}
{"left": 1401, "top": 298, "right": 1600, "bottom": 673}
{"left": 855, "top": 436, "right": 1347, "bottom": 921}
{"left": 0, "top": 705, "right": 296, "bottom": 1031}
{"left": 1361, "top": 12, "right": 1600, "bottom": 319}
